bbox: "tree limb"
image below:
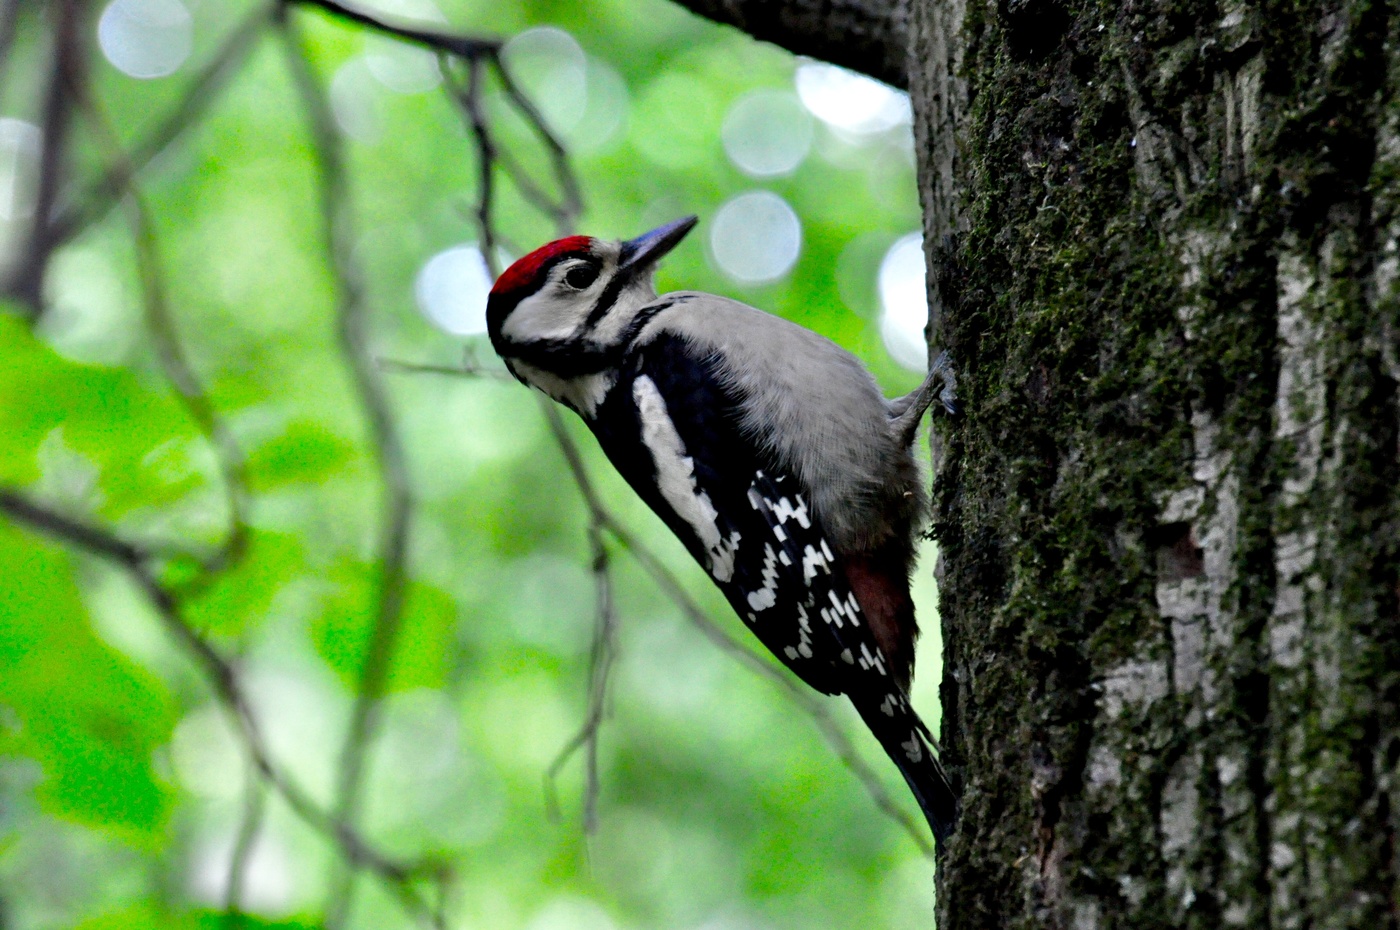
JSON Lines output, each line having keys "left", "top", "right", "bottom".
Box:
{"left": 6, "top": 0, "right": 84, "bottom": 314}
{"left": 668, "top": 0, "right": 910, "bottom": 89}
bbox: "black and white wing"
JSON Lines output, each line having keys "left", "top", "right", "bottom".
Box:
{"left": 587, "top": 332, "right": 895, "bottom": 699}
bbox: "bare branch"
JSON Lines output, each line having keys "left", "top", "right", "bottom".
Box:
{"left": 7, "top": 0, "right": 85, "bottom": 314}
{"left": 666, "top": 0, "right": 911, "bottom": 89}
{"left": 544, "top": 518, "right": 617, "bottom": 833}
{"left": 284, "top": 0, "right": 499, "bottom": 58}
{"left": 490, "top": 57, "right": 582, "bottom": 234}
{"left": 224, "top": 762, "right": 265, "bottom": 917}
{"left": 450, "top": 56, "right": 499, "bottom": 274}
{"left": 540, "top": 396, "right": 617, "bottom": 832}
{"left": 443, "top": 49, "right": 582, "bottom": 256}
{"left": 49, "top": 3, "right": 271, "bottom": 250}
{"left": 276, "top": 19, "right": 417, "bottom": 929}
{"left": 126, "top": 199, "right": 250, "bottom": 575}
{"left": 377, "top": 356, "right": 513, "bottom": 381}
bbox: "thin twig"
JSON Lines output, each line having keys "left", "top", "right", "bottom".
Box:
{"left": 449, "top": 57, "right": 499, "bottom": 272}
{"left": 377, "top": 356, "right": 513, "bottom": 381}
{"left": 7, "top": 0, "right": 83, "bottom": 314}
{"left": 443, "top": 48, "right": 582, "bottom": 253}
{"left": 48, "top": 3, "right": 272, "bottom": 250}
{"left": 73, "top": 86, "right": 250, "bottom": 579}
{"left": 543, "top": 520, "right": 616, "bottom": 831}
{"left": 542, "top": 404, "right": 618, "bottom": 832}
{"left": 284, "top": 0, "right": 499, "bottom": 58}
{"left": 224, "top": 759, "right": 265, "bottom": 918}
{"left": 490, "top": 57, "right": 582, "bottom": 231}
{"left": 276, "top": 19, "right": 418, "bottom": 929}
{"left": 493, "top": 144, "right": 577, "bottom": 231}
{"left": 443, "top": 56, "right": 600, "bottom": 812}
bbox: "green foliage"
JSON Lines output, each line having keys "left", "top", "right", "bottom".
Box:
{"left": 0, "top": 523, "right": 173, "bottom": 841}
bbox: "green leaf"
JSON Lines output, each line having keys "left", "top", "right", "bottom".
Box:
{"left": 0, "top": 312, "right": 193, "bottom": 495}
{"left": 0, "top": 522, "right": 175, "bottom": 841}
{"left": 183, "top": 530, "right": 307, "bottom": 638}
{"left": 245, "top": 418, "right": 354, "bottom": 487}
{"left": 310, "top": 560, "right": 457, "bottom": 692}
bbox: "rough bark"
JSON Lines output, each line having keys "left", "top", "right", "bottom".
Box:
{"left": 906, "top": 0, "right": 1400, "bottom": 926}
{"left": 666, "top": 0, "right": 911, "bottom": 88}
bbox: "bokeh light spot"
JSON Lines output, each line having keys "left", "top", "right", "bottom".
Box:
{"left": 415, "top": 245, "right": 492, "bottom": 336}
{"left": 879, "top": 233, "right": 929, "bottom": 371}
{"left": 708, "top": 191, "right": 802, "bottom": 285}
{"left": 795, "top": 61, "right": 911, "bottom": 135}
{"left": 330, "top": 58, "right": 385, "bottom": 143}
{"left": 97, "top": 0, "right": 192, "bottom": 80}
{"left": 39, "top": 245, "right": 139, "bottom": 365}
{"left": 189, "top": 827, "right": 297, "bottom": 916}
{"left": 721, "top": 89, "right": 813, "bottom": 178}
{"left": 570, "top": 57, "right": 630, "bottom": 153}
{"left": 365, "top": 37, "right": 442, "bottom": 94}
{"left": 171, "top": 707, "right": 243, "bottom": 801}
{"left": 502, "top": 27, "right": 588, "bottom": 137}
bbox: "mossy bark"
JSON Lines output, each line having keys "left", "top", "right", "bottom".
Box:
{"left": 908, "top": 0, "right": 1400, "bottom": 925}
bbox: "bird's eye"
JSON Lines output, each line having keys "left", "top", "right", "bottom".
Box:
{"left": 564, "top": 264, "right": 599, "bottom": 289}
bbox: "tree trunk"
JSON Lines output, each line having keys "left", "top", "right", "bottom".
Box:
{"left": 909, "top": 0, "right": 1400, "bottom": 925}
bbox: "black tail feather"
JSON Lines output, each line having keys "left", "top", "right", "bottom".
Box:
{"left": 852, "top": 693, "right": 957, "bottom": 844}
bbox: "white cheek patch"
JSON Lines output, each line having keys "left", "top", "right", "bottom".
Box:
{"left": 633, "top": 375, "right": 741, "bottom": 581}
{"left": 501, "top": 289, "right": 588, "bottom": 343}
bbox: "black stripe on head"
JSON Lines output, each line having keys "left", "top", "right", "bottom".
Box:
{"left": 582, "top": 266, "right": 632, "bottom": 330}
{"left": 581, "top": 262, "right": 696, "bottom": 331}
{"left": 500, "top": 298, "right": 678, "bottom": 378}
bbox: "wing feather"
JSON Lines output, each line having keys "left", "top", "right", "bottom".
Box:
{"left": 589, "top": 334, "right": 900, "bottom": 700}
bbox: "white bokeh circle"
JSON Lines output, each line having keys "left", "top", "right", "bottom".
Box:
{"left": 795, "top": 62, "right": 911, "bottom": 135}
{"left": 879, "top": 233, "right": 929, "bottom": 371}
{"left": 97, "top": 0, "right": 193, "bottom": 79}
{"left": 721, "top": 90, "right": 813, "bottom": 178}
{"left": 708, "top": 191, "right": 802, "bottom": 285}
{"left": 415, "top": 245, "right": 493, "bottom": 336}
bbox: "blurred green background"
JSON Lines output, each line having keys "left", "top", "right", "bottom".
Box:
{"left": 0, "top": 0, "right": 943, "bottom": 927}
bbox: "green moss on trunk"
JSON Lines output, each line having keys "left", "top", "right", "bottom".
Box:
{"left": 910, "top": 0, "right": 1400, "bottom": 925}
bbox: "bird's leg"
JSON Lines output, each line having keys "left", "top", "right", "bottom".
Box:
{"left": 888, "top": 351, "right": 958, "bottom": 447}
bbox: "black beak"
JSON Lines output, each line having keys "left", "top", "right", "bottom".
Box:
{"left": 618, "top": 215, "right": 698, "bottom": 275}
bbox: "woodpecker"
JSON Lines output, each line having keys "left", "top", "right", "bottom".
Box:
{"left": 485, "top": 216, "right": 957, "bottom": 842}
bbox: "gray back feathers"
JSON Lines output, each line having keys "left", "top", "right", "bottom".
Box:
{"left": 639, "top": 292, "right": 927, "bottom": 556}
